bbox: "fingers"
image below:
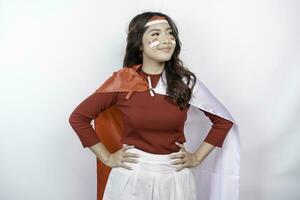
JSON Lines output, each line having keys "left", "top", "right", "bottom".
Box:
{"left": 169, "top": 151, "right": 185, "bottom": 159}
{"left": 170, "top": 158, "right": 188, "bottom": 171}
{"left": 170, "top": 155, "right": 189, "bottom": 164}
{"left": 175, "top": 141, "right": 186, "bottom": 150}
{"left": 120, "top": 162, "right": 133, "bottom": 170}
{"left": 120, "top": 156, "right": 139, "bottom": 170}
{"left": 119, "top": 145, "right": 140, "bottom": 170}
{"left": 122, "top": 146, "right": 140, "bottom": 159}
{"left": 169, "top": 152, "right": 185, "bottom": 167}
{"left": 170, "top": 157, "right": 184, "bottom": 165}
{"left": 169, "top": 154, "right": 189, "bottom": 171}
{"left": 123, "top": 152, "right": 140, "bottom": 158}
{"left": 122, "top": 145, "right": 135, "bottom": 151}
{"left": 122, "top": 157, "right": 139, "bottom": 163}
{"left": 169, "top": 145, "right": 190, "bottom": 171}
{"left": 121, "top": 153, "right": 140, "bottom": 164}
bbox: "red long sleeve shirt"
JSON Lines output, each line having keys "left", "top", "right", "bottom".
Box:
{"left": 69, "top": 68, "right": 233, "bottom": 154}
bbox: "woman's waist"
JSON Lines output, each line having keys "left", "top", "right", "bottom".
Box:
{"left": 121, "top": 137, "right": 185, "bottom": 154}
{"left": 122, "top": 144, "right": 183, "bottom": 169}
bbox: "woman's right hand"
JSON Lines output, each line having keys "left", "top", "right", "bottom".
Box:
{"left": 104, "top": 144, "right": 140, "bottom": 170}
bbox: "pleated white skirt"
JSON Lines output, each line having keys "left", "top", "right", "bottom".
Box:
{"left": 103, "top": 144, "right": 197, "bottom": 200}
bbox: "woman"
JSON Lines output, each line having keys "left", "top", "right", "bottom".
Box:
{"left": 69, "top": 11, "right": 240, "bottom": 200}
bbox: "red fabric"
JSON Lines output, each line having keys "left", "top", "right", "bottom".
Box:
{"left": 69, "top": 68, "right": 233, "bottom": 153}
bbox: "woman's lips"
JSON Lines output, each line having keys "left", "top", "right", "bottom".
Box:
{"left": 159, "top": 48, "right": 171, "bottom": 52}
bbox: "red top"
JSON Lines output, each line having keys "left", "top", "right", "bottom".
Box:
{"left": 69, "top": 67, "right": 233, "bottom": 154}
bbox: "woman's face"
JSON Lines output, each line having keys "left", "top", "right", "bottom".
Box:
{"left": 141, "top": 22, "right": 176, "bottom": 63}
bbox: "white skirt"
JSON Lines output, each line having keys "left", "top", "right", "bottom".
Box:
{"left": 103, "top": 144, "right": 197, "bottom": 200}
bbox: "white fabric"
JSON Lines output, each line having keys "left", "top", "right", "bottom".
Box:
{"left": 103, "top": 144, "right": 197, "bottom": 200}
{"left": 153, "top": 70, "right": 241, "bottom": 200}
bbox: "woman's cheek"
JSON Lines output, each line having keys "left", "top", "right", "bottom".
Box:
{"left": 148, "top": 38, "right": 160, "bottom": 48}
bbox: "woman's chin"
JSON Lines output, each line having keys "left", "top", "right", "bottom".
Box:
{"left": 153, "top": 56, "right": 172, "bottom": 62}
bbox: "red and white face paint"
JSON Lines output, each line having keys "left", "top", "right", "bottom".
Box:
{"left": 148, "top": 38, "right": 176, "bottom": 48}
{"left": 145, "top": 16, "right": 176, "bottom": 49}
{"left": 141, "top": 16, "right": 176, "bottom": 62}
{"left": 148, "top": 38, "right": 160, "bottom": 48}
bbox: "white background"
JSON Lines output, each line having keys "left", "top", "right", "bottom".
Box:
{"left": 0, "top": 0, "right": 299, "bottom": 199}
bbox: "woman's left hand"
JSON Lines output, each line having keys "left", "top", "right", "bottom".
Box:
{"left": 169, "top": 141, "right": 201, "bottom": 171}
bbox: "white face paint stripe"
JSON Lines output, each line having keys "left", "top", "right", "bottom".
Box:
{"left": 149, "top": 40, "right": 160, "bottom": 48}
{"left": 147, "top": 38, "right": 175, "bottom": 48}
{"left": 144, "top": 19, "right": 169, "bottom": 27}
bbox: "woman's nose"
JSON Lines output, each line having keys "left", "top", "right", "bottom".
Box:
{"left": 161, "top": 38, "right": 171, "bottom": 45}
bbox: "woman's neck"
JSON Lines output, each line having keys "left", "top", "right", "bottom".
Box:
{"left": 141, "top": 60, "right": 165, "bottom": 75}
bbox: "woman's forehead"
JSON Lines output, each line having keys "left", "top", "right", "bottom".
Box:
{"left": 145, "top": 23, "right": 172, "bottom": 33}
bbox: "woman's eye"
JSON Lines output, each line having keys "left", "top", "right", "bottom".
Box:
{"left": 169, "top": 32, "right": 174, "bottom": 35}
{"left": 151, "top": 33, "right": 159, "bottom": 36}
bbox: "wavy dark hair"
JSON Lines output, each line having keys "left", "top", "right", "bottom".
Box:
{"left": 123, "top": 11, "right": 196, "bottom": 110}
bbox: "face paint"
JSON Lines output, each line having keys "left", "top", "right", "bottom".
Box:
{"left": 145, "top": 19, "right": 169, "bottom": 27}
{"left": 147, "top": 37, "right": 176, "bottom": 49}
{"left": 148, "top": 38, "right": 160, "bottom": 48}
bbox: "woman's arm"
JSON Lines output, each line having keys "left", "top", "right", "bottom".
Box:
{"left": 88, "top": 142, "right": 111, "bottom": 164}
{"left": 193, "top": 141, "right": 216, "bottom": 162}
{"left": 201, "top": 109, "right": 234, "bottom": 147}
{"left": 69, "top": 91, "right": 118, "bottom": 161}
{"left": 194, "top": 109, "right": 233, "bottom": 162}
{"left": 172, "top": 110, "right": 233, "bottom": 170}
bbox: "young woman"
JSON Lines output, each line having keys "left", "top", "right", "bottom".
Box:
{"left": 69, "top": 12, "right": 240, "bottom": 200}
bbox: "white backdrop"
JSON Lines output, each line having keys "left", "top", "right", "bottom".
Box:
{"left": 0, "top": 0, "right": 299, "bottom": 199}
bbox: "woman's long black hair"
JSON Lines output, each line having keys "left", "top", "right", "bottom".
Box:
{"left": 123, "top": 11, "right": 196, "bottom": 110}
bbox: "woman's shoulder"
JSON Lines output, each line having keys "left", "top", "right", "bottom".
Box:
{"left": 94, "top": 66, "right": 142, "bottom": 94}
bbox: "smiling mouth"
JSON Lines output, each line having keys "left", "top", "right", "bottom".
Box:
{"left": 159, "top": 48, "right": 172, "bottom": 52}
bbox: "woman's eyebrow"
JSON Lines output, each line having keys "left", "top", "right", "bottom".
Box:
{"left": 147, "top": 27, "right": 172, "bottom": 33}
